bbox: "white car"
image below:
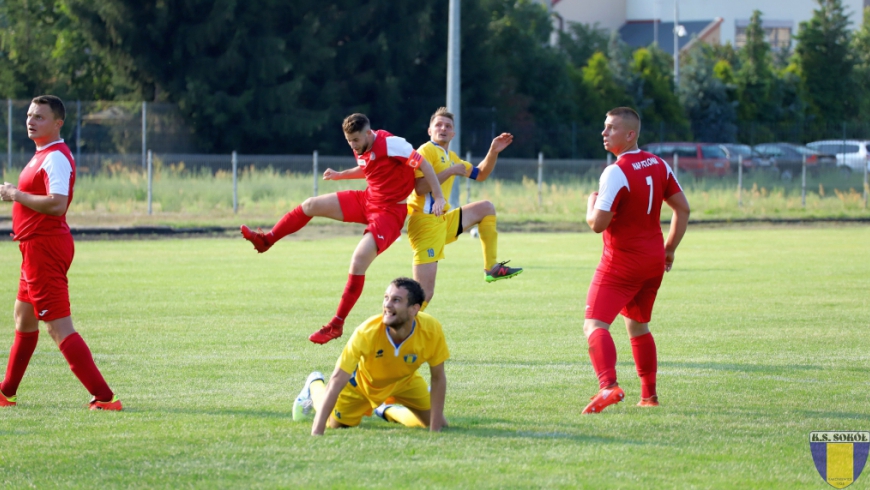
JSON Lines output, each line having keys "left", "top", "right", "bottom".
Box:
{"left": 806, "top": 140, "right": 870, "bottom": 174}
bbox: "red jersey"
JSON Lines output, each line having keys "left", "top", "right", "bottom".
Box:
{"left": 353, "top": 130, "right": 418, "bottom": 206}
{"left": 12, "top": 140, "right": 75, "bottom": 241}
{"left": 594, "top": 149, "right": 682, "bottom": 276}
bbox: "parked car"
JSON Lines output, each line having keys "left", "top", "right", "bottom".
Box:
{"left": 641, "top": 142, "right": 730, "bottom": 178}
{"left": 752, "top": 143, "right": 836, "bottom": 181}
{"left": 806, "top": 140, "right": 870, "bottom": 175}
{"left": 719, "top": 143, "right": 765, "bottom": 172}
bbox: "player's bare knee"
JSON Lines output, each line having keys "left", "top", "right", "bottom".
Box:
{"left": 300, "top": 197, "right": 316, "bottom": 216}
{"left": 482, "top": 200, "right": 496, "bottom": 216}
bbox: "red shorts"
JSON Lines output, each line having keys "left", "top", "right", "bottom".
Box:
{"left": 337, "top": 190, "right": 407, "bottom": 255}
{"left": 17, "top": 234, "right": 75, "bottom": 322}
{"left": 585, "top": 263, "right": 663, "bottom": 324}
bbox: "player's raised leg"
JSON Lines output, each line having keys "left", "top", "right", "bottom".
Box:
{"left": 625, "top": 318, "right": 658, "bottom": 407}
{"left": 582, "top": 319, "right": 624, "bottom": 414}
{"left": 0, "top": 301, "right": 41, "bottom": 407}
{"left": 459, "top": 200, "right": 522, "bottom": 282}
{"left": 241, "top": 193, "right": 344, "bottom": 253}
{"left": 309, "top": 233, "right": 378, "bottom": 344}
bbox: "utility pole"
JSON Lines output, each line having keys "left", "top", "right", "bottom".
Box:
{"left": 447, "top": 0, "right": 462, "bottom": 209}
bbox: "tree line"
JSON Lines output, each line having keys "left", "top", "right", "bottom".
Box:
{"left": 1, "top": 0, "right": 868, "bottom": 158}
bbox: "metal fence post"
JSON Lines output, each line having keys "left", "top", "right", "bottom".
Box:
{"left": 76, "top": 100, "right": 82, "bottom": 166}
{"left": 7, "top": 99, "right": 11, "bottom": 173}
{"left": 801, "top": 153, "right": 806, "bottom": 208}
{"left": 313, "top": 150, "right": 319, "bottom": 197}
{"left": 864, "top": 156, "right": 868, "bottom": 209}
{"left": 673, "top": 153, "right": 679, "bottom": 180}
{"left": 232, "top": 151, "right": 238, "bottom": 214}
{"left": 141, "top": 101, "right": 147, "bottom": 170}
{"left": 465, "top": 151, "right": 471, "bottom": 204}
{"left": 147, "top": 150, "right": 153, "bottom": 215}
{"left": 737, "top": 154, "right": 743, "bottom": 207}
{"left": 537, "top": 152, "right": 544, "bottom": 206}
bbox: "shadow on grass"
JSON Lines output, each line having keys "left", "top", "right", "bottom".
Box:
{"left": 354, "top": 417, "right": 654, "bottom": 445}
{"left": 659, "top": 361, "right": 825, "bottom": 373}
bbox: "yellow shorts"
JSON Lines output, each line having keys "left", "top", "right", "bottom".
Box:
{"left": 407, "top": 209, "right": 462, "bottom": 265}
{"left": 330, "top": 372, "right": 431, "bottom": 427}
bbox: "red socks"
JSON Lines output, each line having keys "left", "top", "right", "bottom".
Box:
{"left": 1, "top": 330, "right": 39, "bottom": 397}
{"left": 269, "top": 206, "right": 312, "bottom": 242}
{"left": 59, "top": 333, "right": 113, "bottom": 402}
{"left": 587, "top": 328, "right": 618, "bottom": 389}
{"left": 334, "top": 274, "right": 365, "bottom": 325}
{"left": 631, "top": 332, "right": 657, "bottom": 398}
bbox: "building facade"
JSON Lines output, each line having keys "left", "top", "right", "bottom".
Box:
{"left": 550, "top": 0, "right": 866, "bottom": 50}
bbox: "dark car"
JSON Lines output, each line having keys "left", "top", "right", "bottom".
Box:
{"left": 753, "top": 143, "right": 837, "bottom": 181}
{"left": 719, "top": 143, "right": 765, "bottom": 172}
{"left": 641, "top": 142, "right": 730, "bottom": 178}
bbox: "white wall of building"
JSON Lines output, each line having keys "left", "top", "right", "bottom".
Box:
{"left": 552, "top": 0, "right": 627, "bottom": 32}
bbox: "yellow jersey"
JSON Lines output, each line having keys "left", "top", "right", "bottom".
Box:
{"left": 407, "top": 141, "right": 474, "bottom": 215}
{"left": 337, "top": 311, "right": 450, "bottom": 402}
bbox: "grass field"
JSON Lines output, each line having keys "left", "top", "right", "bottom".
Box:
{"left": 1, "top": 226, "right": 869, "bottom": 488}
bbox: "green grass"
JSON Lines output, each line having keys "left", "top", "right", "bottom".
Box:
{"left": 1, "top": 226, "right": 869, "bottom": 488}
{"left": 3, "top": 166, "right": 867, "bottom": 228}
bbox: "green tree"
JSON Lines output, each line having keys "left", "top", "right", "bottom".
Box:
{"left": 794, "top": 0, "right": 855, "bottom": 123}
{"left": 559, "top": 21, "right": 609, "bottom": 68}
{"left": 851, "top": 7, "right": 870, "bottom": 121}
{"left": 631, "top": 46, "right": 688, "bottom": 141}
{"left": 65, "top": 0, "right": 452, "bottom": 154}
{"left": 480, "top": 0, "right": 575, "bottom": 157}
{"left": 679, "top": 45, "right": 737, "bottom": 143}
{"left": 735, "top": 10, "right": 778, "bottom": 124}
{"left": 0, "top": 0, "right": 116, "bottom": 99}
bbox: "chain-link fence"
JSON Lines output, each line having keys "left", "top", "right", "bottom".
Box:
{"left": 1, "top": 99, "right": 867, "bottom": 215}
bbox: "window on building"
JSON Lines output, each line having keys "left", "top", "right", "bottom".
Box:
{"left": 735, "top": 19, "right": 793, "bottom": 50}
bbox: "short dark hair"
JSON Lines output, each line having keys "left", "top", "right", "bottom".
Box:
{"left": 606, "top": 107, "right": 640, "bottom": 130}
{"left": 343, "top": 113, "right": 370, "bottom": 134}
{"left": 391, "top": 277, "right": 425, "bottom": 307}
{"left": 429, "top": 107, "right": 454, "bottom": 124}
{"left": 32, "top": 95, "right": 66, "bottom": 121}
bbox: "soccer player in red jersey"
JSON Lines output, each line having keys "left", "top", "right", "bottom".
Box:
{"left": 581, "top": 107, "right": 690, "bottom": 413}
{"left": 241, "top": 113, "right": 446, "bottom": 345}
{"left": 0, "top": 96, "right": 121, "bottom": 410}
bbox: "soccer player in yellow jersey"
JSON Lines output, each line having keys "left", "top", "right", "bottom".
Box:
{"left": 292, "top": 277, "right": 449, "bottom": 435}
{"left": 408, "top": 107, "right": 522, "bottom": 310}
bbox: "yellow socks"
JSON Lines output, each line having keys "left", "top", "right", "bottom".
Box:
{"left": 382, "top": 405, "right": 427, "bottom": 428}
{"left": 478, "top": 215, "right": 498, "bottom": 270}
{"left": 310, "top": 379, "right": 326, "bottom": 410}
{"left": 420, "top": 300, "right": 429, "bottom": 312}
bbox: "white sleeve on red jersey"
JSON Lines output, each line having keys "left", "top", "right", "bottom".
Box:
{"left": 595, "top": 164, "right": 629, "bottom": 212}
{"left": 40, "top": 150, "right": 73, "bottom": 196}
{"left": 662, "top": 160, "right": 683, "bottom": 198}
{"left": 385, "top": 136, "right": 414, "bottom": 159}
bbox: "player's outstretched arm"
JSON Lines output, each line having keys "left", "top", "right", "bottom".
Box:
{"left": 0, "top": 183, "right": 67, "bottom": 216}
{"left": 417, "top": 158, "right": 446, "bottom": 216}
{"left": 473, "top": 133, "right": 513, "bottom": 182}
{"left": 311, "top": 366, "right": 352, "bottom": 436}
{"left": 414, "top": 164, "right": 467, "bottom": 195}
{"left": 428, "top": 362, "right": 448, "bottom": 432}
{"left": 323, "top": 166, "right": 366, "bottom": 181}
{"left": 664, "top": 191, "right": 690, "bottom": 272}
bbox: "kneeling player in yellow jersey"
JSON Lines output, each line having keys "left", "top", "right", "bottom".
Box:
{"left": 292, "top": 277, "right": 449, "bottom": 435}
{"left": 408, "top": 107, "right": 522, "bottom": 311}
